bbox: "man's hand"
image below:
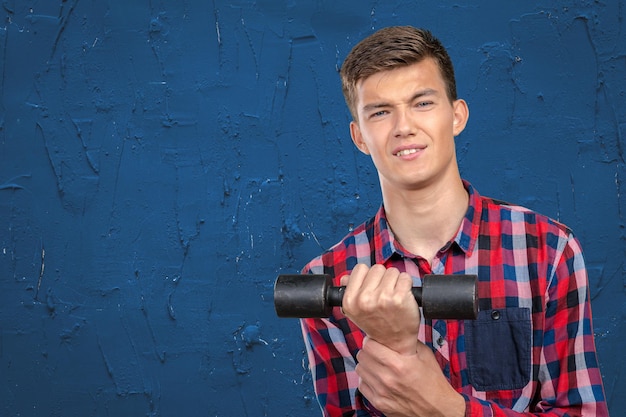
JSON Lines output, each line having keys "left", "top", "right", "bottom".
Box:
{"left": 340, "top": 264, "right": 420, "bottom": 355}
{"left": 340, "top": 264, "right": 465, "bottom": 416}
{"left": 356, "top": 337, "right": 466, "bottom": 417}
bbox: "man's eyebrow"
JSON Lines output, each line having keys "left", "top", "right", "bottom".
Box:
{"left": 361, "top": 102, "right": 390, "bottom": 113}
{"left": 361, "top": 88, "right": 439, "bottom": 113}
{"left": 410, "top": 88, "right": 438, "bottom": 100}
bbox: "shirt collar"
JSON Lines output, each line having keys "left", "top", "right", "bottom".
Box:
{"left": 372, "top": 207, "right": 397, "bottom": 263}
{"left": 372, "top": 180, "right": 482, "bottom": 262}
{"left": 455, "top": 179, "right": 481, "bottom": 256}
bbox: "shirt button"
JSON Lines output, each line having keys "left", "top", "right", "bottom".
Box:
{"left": 436, "top": 336, "right": 445, "bottom": 347}
{"left": 491, "top": 310, "right": 501, "bottom": 320}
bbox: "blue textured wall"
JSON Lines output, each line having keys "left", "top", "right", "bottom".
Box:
{"left": 0, "top": 1, "right": 623, "bottom": 416}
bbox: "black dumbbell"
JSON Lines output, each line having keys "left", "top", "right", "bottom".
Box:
{"left": 274, "top": 274, "right": 478, "bottom": 320}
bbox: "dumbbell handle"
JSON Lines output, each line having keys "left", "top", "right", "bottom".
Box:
{"left": 274, "top": 274, "right": 478, "bottom": 320}
{"left": 325, "top": 285, "right": 423, "bottom": 309}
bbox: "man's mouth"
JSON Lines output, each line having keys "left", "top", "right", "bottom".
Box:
{"left": 395, "top": 148, "right": 421, "bottom": 157}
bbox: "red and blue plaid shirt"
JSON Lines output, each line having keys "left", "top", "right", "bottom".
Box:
{"left": 300, "top": 181, "right": 608, "bottom": 416}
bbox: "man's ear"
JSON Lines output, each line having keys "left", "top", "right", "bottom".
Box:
{"left": 452, "top": 99, "right": 469, "bottom": 136}
{"left": 350, "top": 121, "right": 370, "bottom": 155}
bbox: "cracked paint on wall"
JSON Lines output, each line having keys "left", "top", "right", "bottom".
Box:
{"left": 0, "top": 1, "right": 624, "bottom": 415}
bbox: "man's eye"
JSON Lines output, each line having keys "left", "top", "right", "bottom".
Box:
{"left": 369, "top": 110, "right": 387, "bottom": 118}
{"left": 416, "top": 101, "right": 434, "bottom": 108}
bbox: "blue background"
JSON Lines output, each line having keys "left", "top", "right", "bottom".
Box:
{"left": 0, "top": 1, "right": 623, "bottom": 416}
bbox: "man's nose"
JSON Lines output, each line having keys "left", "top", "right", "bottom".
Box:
{"left": 393, "top": 108, "right": 415, "bottom": 138}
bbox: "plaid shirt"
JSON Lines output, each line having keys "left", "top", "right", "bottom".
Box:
{"left": 300, "top": 181, "right": 609, "bottom": 416}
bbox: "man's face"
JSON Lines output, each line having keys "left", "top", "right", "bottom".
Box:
{"left": 349, "top": 58, "right": 468, "bottom": 193}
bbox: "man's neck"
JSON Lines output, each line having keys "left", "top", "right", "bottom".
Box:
{"left": 381, "top": 177, "right": 469, "bottom": 264}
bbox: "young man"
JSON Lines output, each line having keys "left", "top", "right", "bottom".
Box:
{"left": 299, "top": 26, "right": 609, "bottom": 416}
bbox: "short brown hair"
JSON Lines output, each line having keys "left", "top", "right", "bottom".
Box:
{"left": 340, "top": 26, "right": 458, "bottom": 120}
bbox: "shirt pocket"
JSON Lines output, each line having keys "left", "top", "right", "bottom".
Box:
{"left": 465, "top": 307, "right": 531, "bottom": 391}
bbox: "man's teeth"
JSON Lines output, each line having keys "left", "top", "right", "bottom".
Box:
{"left": 396, "top": 148, "right": 419, "bottom": 156}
